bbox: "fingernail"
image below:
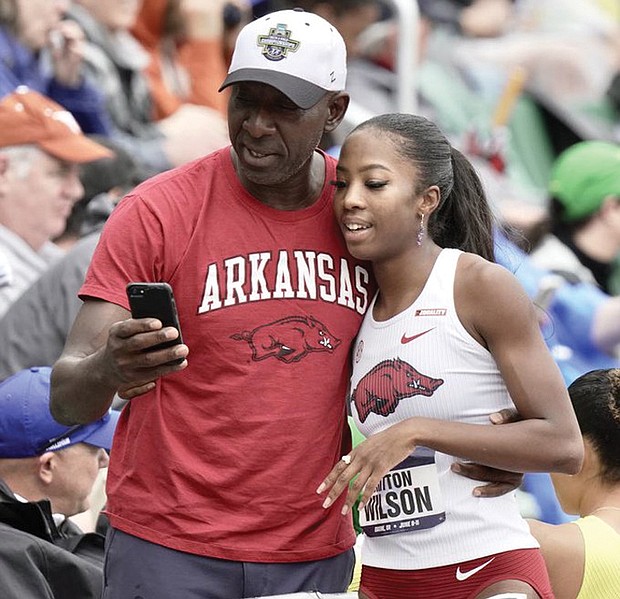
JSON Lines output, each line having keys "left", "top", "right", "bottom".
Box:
{"left": 322, "top": 497, "right": 332, "bottom": 509}
{"left": 473, "top": 489, "right": 481, "bottom": 497}
{"left": 341, "top": 505, "right": 349, "bottom": 516}
{"left": 358, "top": 502, "right": 365, "bottom": 511}
{"left": 316, "top": 483, "right": 325, "bottom": 494}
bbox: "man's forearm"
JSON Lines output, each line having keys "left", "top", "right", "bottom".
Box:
{"left": 50, "top": 352, "right": 119, "bottom": 425}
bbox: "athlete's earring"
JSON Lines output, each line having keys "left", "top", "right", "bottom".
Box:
{"left": 417, "top": 213, "right": 425, "bottom": 246}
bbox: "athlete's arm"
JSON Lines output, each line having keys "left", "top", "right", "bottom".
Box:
{"left": 51, "top": 298, "right": 188, "bottom": 425}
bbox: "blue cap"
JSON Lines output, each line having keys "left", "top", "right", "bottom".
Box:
{"left": 0, "top": 367, "right": 119, "bottom": 458}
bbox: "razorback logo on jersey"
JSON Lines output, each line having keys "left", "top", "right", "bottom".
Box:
{"left": 352, "top": 358, "right": 444, "bottom": 422}
{"left": 231, "top": 315, "right": 340, "bottom": 363}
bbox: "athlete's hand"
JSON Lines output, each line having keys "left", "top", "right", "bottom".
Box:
{"left": 316, "top": 422, "right": 416, "bottom": 516}
{"left": 452, "top": 408, "right": 524, "bottom": 497}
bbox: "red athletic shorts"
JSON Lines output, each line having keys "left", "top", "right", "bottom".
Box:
{"left": 360, "top": 548, "right": 554, "bottom": 599}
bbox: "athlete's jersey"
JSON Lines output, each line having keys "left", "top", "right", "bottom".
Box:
{"left": 351, "top": 248, "right": 538, "bottom": 570}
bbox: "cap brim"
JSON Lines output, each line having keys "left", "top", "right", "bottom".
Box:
{"left": 39, "top": 135, "right": 114, "bottom": 164}
{"left": 219, "top": 68, "right": 328, "bottom": 109}
{"left": 80, "top": 409, "right": 120, "bottom": 451}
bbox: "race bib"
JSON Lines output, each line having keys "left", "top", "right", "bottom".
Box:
{"left": 359, "top": 447, "right": 445, "bottom": 538}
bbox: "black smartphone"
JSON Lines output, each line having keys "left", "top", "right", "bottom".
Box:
{"left": 126, "top": 282, "right": 184, "bottom": 357}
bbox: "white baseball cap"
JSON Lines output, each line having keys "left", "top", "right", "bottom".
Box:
{"left": 219, "top": 8, "right": 347, "bottom": 109}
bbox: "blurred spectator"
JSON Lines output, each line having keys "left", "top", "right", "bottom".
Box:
{"left": 529, "top": 141, "right": 620, "bottom": 296}
{"left": 286, "top": 0, "right": 381, "bottom": 59}
{"left": 0, "top": 366, "right": 119, "bottom": 599}
{"left": 53, "top": 134, "right": 141, "bottom": 249}
{"left": 418, "top": 0, "right": 515, "bottom": 38}
{"left": 221, "top": 0, "right": 254, "bottom": 64}
{"left": 66, "top": 0, "right": 229, "bottom": 180}
{"left": 497, "top": 228, "right": 620, "bottom": 367}
{"left": 528, "top": 368, "right": 620, "bottom": 598}
{"left": 0, "top": 139, "right": 140, "bottom": 381}
{"left": 0, "top": 87, "right": 112, "bottom": 318}
{"left": 422, "top": 0, "right": 620, "bottom": 107}
{"left": 131, "top": 0, "right": 246, "bottom": 120}
{"left": 0, "top": 0, "right": 110, "bottom": 133}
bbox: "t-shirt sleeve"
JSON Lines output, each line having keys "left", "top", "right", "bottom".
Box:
{"left": 79, "top": 193, "right": 168, "bottom": 309}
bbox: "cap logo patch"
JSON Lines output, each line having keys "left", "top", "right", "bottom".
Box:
{"left": 257, "top": 23, "right": 300, "bottom": 61}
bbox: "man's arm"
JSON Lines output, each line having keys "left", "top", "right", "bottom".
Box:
{"left": 50, "top": 298, "right": 188, "bottom": 425}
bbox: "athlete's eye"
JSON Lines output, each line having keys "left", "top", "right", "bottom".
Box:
{"left": 330, "top": 179, "right": 347, "bottom": 189}
{"left": 366, "top": 180, "right": 387, "bottom": 189}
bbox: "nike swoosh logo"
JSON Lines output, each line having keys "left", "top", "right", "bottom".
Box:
{"left": 455, "top": 557, "right": 496, "bottom": 581}
{"left": 401, "top": 328, "right": 435, "bottom": 344}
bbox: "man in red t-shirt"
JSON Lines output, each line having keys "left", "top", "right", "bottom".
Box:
{"left": 50, "top": 8, "right": 520, "bottom": 598}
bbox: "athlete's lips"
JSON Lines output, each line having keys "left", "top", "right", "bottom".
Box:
{"left": 342, "top": 219, "right": 372, "bottom": 232}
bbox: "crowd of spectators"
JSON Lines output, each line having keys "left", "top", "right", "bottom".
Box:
{"left": 0, "top": 1, "right": 619, "bottom": 597}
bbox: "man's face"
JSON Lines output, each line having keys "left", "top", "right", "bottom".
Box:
{"left": 73, "top": 0, "right": 142, "bottom": 32}
{"left": 0, "top": 149, "right": 83, "bottom": 249}
{"left": 49, "top": 444, "right": 109, "bottom": 518}
{"left": 227, "top": 82, "right": 329, "bottom": 189}
{"left": 16, "top": 0, "right": 67, "bottom": 50}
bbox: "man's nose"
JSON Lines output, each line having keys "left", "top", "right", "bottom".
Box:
{"left": 243, "top": 108, "right": 276, "bottom": 137}
{"left": 63, "top": 168, "right": 84, "bottom": 203}
{"left": 98, "top": 449, "right": 110, "bottom": 468}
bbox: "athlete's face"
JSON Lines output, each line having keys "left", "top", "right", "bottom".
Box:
{"left": 227, "top": 82, "right": 329, "bottom": 190}
{"left": 332, "top": 128, "right": 426, "bottom": 264}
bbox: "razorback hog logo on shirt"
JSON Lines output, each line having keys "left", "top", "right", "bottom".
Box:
{"left": 231, "top": 316, "right": 340, "bottom": 363}
{"left": 352, "top": 358, "right": 444, "bottom": 422}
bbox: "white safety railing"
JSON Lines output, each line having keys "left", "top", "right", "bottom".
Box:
{"left": 388, "top": 0, "right": 419, "bottom": 115}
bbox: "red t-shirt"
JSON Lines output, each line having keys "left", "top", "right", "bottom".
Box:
{"left": 80, "top": 147, "right": 373, "bottom": 562}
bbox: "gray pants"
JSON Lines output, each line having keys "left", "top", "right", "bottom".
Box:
{"left": 102, "top": 527, "right": 355, "bottom": 599}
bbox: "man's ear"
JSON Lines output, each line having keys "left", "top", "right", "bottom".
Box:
{"left": 37, "top": 451, "right": 56, "bottom": 486}
{"left": 599, "top": 195, "right": 620, "bottom": 220}
{"left": 324, "top": 92, "right": 350, "bottom": 133}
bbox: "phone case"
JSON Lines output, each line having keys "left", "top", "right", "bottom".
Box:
{"left": 126, "top": 282, "right": 184, "bottom": 351}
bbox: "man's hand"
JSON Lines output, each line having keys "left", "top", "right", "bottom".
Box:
{"left": 49, "top": 20, "right": 86, "bottom": 88}
{"left": 105, "top": 317, "right": 189, "bottom": 400}
{"left": 451, "top": 462, "right": 523, "bottom": 497}
{"left": 453, "top": 407, "right": 523, "bottom": 497}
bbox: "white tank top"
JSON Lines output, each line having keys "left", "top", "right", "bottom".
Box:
{"left": 351, "top": 248, "right": 538, "bottom": 570}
